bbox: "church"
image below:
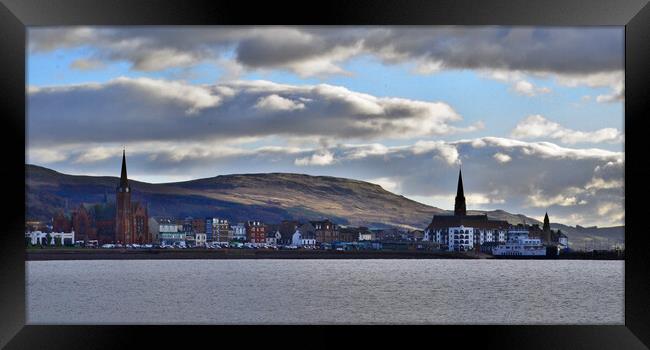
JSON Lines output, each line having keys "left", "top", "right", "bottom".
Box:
{"left": 114, "top": 150, "right": 150, "bottom": 244}
{"left": 423, "top": 169, "right": 510, "bottom": 251}
{"left": 51, "top": 150, "right": 150, "bottom": 244}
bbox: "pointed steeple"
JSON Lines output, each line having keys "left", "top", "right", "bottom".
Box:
{"left": 118, "top": 149, "right": 130, "bottom": 192}
{"left": 543, "top": 212, "right": 550, "bottom": 232}
{"left": 454, "top": 168, "right": 466, "bottom": 216}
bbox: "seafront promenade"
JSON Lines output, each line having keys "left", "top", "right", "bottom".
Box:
{"left": 26, "top": 248, "right": 483, "bottom": 260}
{"left": 25, "top": 248, "right": 622, "bottom": 260}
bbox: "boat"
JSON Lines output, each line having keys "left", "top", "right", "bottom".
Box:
{"left": 492, "top": 229, "right": 547, "bottom": 257}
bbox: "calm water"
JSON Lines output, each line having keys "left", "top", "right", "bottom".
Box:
{"left": 26, "top": 259, "right": 624, "bottom": 324}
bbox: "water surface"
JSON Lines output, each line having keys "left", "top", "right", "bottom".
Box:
{"left": 26, "top": 259, "right": 624, "bottom": 324}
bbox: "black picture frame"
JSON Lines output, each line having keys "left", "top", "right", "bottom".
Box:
{"left": 1, "top": 0, "right": 648, "bottom": 348}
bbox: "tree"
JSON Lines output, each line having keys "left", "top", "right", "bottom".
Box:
{"left": 45, "top": 233, "right": 52, "bottom": 247}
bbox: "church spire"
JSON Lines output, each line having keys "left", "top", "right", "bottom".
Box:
{"left": 454, "top": 168, "right": 466, "bottom": 216}
{"left": 543, "top": 211, "right": 550, "bottom": 232}
{"left": 118, "top": 149, "right": 130, "bottom": 191}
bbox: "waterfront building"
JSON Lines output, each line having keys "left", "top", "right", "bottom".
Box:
{"left": 246, "top": 220, "right": 266, "bottom": 243}
{"left": 72, "top": 204, "right": 96, "bottom": 243}
{"left": 423, "top": 169, "right": 509, "bottom": 252}
{"left": 26, "top": 220, "right": 50, "bottom": 232}
{"left": 205, "top": 218, "right": 231, "bottom": 243}
{"left": 492, "top": 229, "right": 546, "bottom": 256}
{"left": 159, "top": 218, "right": 185, "bottom": 245}
{"left": 291, "top": 229, "right": 302, "bottom": 246}
{"left": 410, "top": 229, "right": 424, "bottom": 241}
{"left": 52, "top": 210, "right": 72, "bottom": 233}
{"left": 195, "top": 233, "right": 207, "bottom": 246}
{"left": 311, "top": 219, "right": 339, "bottom": 243}
{"left": 528, "top": 213, "right": 570, "bottom": 250}
{"left": 191, "top": 218, "right": 205, "bottom": 236}
{"left": 338, "top": 226, "right": 361, "bottom": 243}
{"left": 148, "top": 217, "right": 160, "bottom": 244}
{"left": 447, "top": 226, "right": 475, "bottom": 251}
{"left": 301, "top": 231, "right": 317, "bottom": 246}
{"left": 357, "top": 227, "right": 375, "bottom": 241}
{"left": 291, "top": 228, "right": 316, "bottom": 247}
{"left": 266, "top": 229, "right": 281, "bottom": 245}
{"left": 182, "top": 217, "right": 194, "bottom": 234}
{"left": 279, "top": 220, "right": 300, "bottom": 244}
{"left": 205, "top": 218, "right": 214, "bottom": 241}
{"left": 26, "top": 230, "right": 75, "bottom": 246}
{"left": 232, "top": 222, "right": 246, "bottom": 241}
{"left": 90, "top": 202, "right": 116, "bottom": 244}
{"left": 558, "top": 232, "right": 569, "bottom": 249}
{"left": 214, "top": 218, "right": 231, "bottom": 243}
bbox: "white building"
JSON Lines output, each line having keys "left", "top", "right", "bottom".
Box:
{"left": 291, "top": 229, "right": 302, "bottom": 246}
{"left": 292, "top": 229, "right": 316, "bottom": 247}
{"left": 195, "top": 233, "right": 207, "bottom": 246}
{"left": 232, "top": 222, "right": 247, "bottom": 241}
{"left": 358, "top": 231, "right": 375, "bottom": 241}
{"left": 26, "top": 230, "right": 75, "bottom": 246}
{"left": 447, "top": 226, "right": 474, "bottom": 252}
{"left": 158, "top": 220, "right": 185, "bottom": 245}
{"left": 492, "top": 229, "right": 546, "bottom": 256}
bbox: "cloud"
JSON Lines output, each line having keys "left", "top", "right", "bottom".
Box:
{"left": 553, "top": 71, "right": 624, "bottom": 103}
{"left": 526, "top": 187, "right": 586, "bottom": 207}
{"left": 28, "top": 77, "right": 476, "bottom": 147}
{"left": 254, "top": 94, "right": 305, "bottom": 111}
{"left": 512, "top": 80, "right": 552, "bottom": 96}
{"left": 511, "top": 115, "right": 623, "bottom": 144}
{"left": 29, "top": 27, "right": 623, "bottom": 84}
{"left": 367, "top": 177, "right": 401, "bottom": 193}
{"left": 294, "top": 150, "right": 335, "bottom": 166}
{"left": 29, "top": 27, "right": 624, "bottom": 101}
{"left": 69, "top": 58, "right": 106, "bottom": 71}
{"left": 493, "top": 152, "right": 512, "bottom": 163}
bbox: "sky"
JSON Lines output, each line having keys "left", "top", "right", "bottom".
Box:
{"left": 26, "top": 26, "right": 625, "bottom": 227}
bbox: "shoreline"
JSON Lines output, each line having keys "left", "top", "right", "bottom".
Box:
{"left": 24, "top": 248, "right": 623, "bottom": 261}
{"left": 26, "top": 248, "right": 481, "bottom": 260}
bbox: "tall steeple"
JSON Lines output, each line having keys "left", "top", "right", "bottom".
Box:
{"left": 543, "top": 211, "right": 550, "bottom": 232}
{"left": 454, "top": 168, "right": 466, "bottom": 216}
{"left": 116, "top": 149, "right": 132, "bottom": 244}
{"left": 118, "top": 149, "right": 130, "bottom": 192}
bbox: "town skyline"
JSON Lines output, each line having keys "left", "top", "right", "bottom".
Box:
{"left": 26, "top": 26, "right": 624, "bottom": 227}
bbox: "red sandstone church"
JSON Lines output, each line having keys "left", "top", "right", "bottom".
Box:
{"left": 115, "top": 150, "right": 150, "bottom": 244}
{"left": 52, "top": 151, "right": 150, "bottom": 244}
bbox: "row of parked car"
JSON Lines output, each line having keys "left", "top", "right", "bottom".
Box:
{"left": 98, "top": 242, "right": 323, "bottom": 250}
{"left": 100, "top": 243, "right": 154, "bottom": 249}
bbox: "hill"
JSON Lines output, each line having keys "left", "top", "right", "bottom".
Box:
{"left": 25, "top": 164, "right": 624, "bottom": 246}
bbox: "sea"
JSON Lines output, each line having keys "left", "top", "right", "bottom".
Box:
{"left": 26, "top": 259, "right": 624, "bottom": 324}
